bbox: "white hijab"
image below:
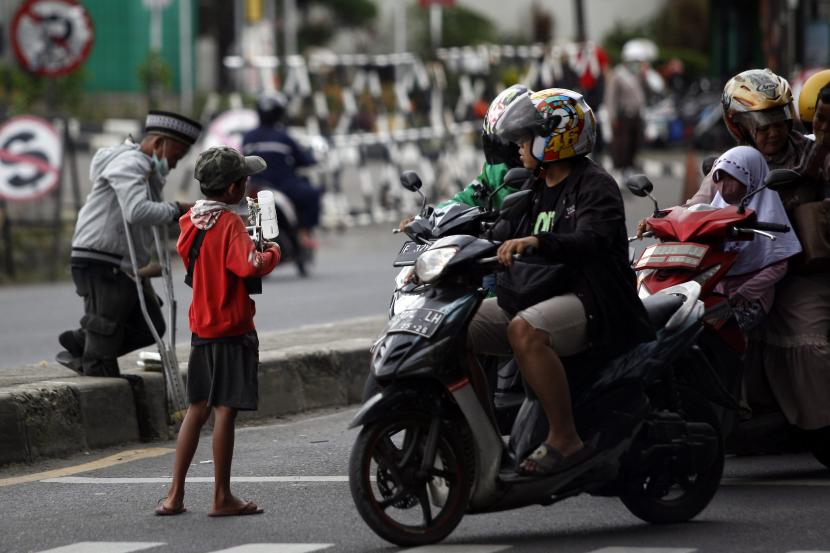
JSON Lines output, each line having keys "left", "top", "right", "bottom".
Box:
{"left": 710, "top": 145, "right": 802, "bottom": 276}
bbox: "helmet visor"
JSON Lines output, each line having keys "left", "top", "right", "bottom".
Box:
{"left": 494, "top": 94, "right": 542, "bottom": 145}
{"left": 738, "top": 105, "right": 793, "bottom": 129}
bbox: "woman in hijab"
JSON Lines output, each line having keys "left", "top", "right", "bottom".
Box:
{"left": 707, "top": 145, "right": 802, "bottom": 333}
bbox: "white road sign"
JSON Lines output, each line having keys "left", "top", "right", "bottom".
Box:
{"left": 11, "top": 0, "right": 94, "bottom": 77}
{"left": 0, "top": 116, "right": 62, "bottom": 201}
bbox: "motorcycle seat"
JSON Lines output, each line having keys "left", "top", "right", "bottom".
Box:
{"left": 641, "top": 293, "right": 685, "bottom": 330}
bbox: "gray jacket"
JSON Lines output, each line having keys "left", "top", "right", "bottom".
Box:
{"left": 71, "top": 143, "right": 179, "bottom": 271}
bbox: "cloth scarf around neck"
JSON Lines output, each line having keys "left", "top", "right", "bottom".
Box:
{"left": 190, "top": 199, "right": 232, "bottom": 230}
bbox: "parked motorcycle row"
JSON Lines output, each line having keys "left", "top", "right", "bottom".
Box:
{"left": 342, "top": 165, "right": 829, "bottom": 547}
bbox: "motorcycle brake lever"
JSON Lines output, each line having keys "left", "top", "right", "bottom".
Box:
{"left": 732, "top": 227, "right": 776, "bottom": 241}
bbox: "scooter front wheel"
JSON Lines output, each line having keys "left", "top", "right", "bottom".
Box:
{"left": 349, "top": 415, "right": 472, "bottom": 547}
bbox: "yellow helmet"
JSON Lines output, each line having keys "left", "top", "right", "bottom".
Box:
{"left": 721, "top": 68, "right": 794, "bottom": 143}
{"left": 798, "top": 69, "right": 830, "bottom": 124}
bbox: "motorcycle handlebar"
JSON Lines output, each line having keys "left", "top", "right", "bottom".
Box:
{"left": 752, "top": 221, "right": 790, "bottom": 233}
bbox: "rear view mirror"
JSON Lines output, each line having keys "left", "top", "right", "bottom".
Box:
{"left": 400, "top": 171, "right": 422, "bottom": 192}
{"left": 502, "top": 167, "right": 531, "bottom": 189}
{"left": 625, "top": 174, "right": 654, "bottom": 198}
{"left": 763, "top": 168, "right": 801, "bottom": 191}
{"left": 499, "top": 189, "right": 532, "bottom": 221}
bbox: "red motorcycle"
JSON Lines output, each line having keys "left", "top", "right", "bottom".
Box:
{"left": 626, "top": 169, "right": 830, "bottom": 469}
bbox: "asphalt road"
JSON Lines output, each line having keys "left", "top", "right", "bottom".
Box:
{"left": 0, "top": 405, "right": 827, "bottom": 553}
{"left": 0, "top": 173, "right": 682, "bottom": 370}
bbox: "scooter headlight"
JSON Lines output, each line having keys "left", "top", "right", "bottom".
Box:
{"left": 414, "top": 247, "right": 458, "bottom": 283}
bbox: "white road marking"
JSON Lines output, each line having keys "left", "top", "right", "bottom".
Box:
{"left": 35, "top": 543, "right": 165, "bottom": 553}
{"left": 586, "top": 549, "right": 696, "bottom": 553}
{"left": 403, "top": 547, "right": 511, "bottom": 553}
{"left": 41, "top": 476, "right": 829, "bottom": 487}
{"left": 42, "top": 476, "right": 349, "bottom": 484}
{"left": 206, "top": 546, "right": 333, "bottom": 553}
{"left": 721, "top": 478, "right": 830, "bottom": 487}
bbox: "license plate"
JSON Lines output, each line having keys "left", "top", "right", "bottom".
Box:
{"left": 386, "top": 308, "right": 445, "bottom": 338}
{"left": 394, "top": 241, "right": 430, "bottom": 266}
{"left": 635, "top": 242, "right": 709, "bottom": 270}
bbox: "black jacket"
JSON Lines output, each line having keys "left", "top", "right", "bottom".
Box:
{"left": 510, "top": 156, "right": 654, "bottom": 358}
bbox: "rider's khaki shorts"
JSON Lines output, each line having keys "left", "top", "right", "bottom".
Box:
{"left": 467, "top": 294, "right": 588, "bottom": 358}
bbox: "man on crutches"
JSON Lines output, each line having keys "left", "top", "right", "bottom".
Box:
{"left": 57, "top": 111, "right": 201, "bottom": 426}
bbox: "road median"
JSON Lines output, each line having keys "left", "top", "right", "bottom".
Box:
{"left": 0, "top": 316, "right": 384, "bottom": 466}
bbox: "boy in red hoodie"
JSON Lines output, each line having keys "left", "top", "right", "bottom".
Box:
{"left": 155, "top": 146, "right": 280, "bottom": 517}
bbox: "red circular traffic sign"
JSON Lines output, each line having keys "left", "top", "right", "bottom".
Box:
{"left": 11, "top": 0, "right": 94, "bottom": 77}
{"left": 0, "top": 116, "right": 62, "bottom": 202}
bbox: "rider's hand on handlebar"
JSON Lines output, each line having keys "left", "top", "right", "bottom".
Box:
{"left": 636, "top": 217, "right": 651, "bottom": 239}
{"left": 497, "top": 237, "right": 539, "bottom": 267}
{"left": 398, "top": 215, "right": 415, "bottom": 232}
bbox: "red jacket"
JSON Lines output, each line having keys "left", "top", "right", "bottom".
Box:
{"left": 177, "top": 211, "right": 280, "bottom": 339}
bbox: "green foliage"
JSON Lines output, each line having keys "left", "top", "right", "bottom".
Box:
{"left": 410, "top": 4, "right": 498, "bottom": 57}
{"left": 0, "top": 63, "right": 87, "bottom": 117}
{"left": 137, "top": 50, "right": 173, "bottom": 111}
{"left": 315, "top": 0, "right": 377, "bottom": 26}
{"left": 441, "top": 6, "right": 498, "bottom": 48}
{"left": 601, "top": 0, "right": 709, "bottom": 79}
{"left": 296, "top": 0, "right": 378, "bottom": 49}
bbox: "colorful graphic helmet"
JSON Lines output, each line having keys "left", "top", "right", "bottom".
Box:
{"left": 481, "top": 84, "right": 530, "bottom": 166}
{"left": 798, "top": 69, "right": 830, "bottom": 124}
{"left": 494, "top": 88, "right": 596, "bottom": 163}
{"left": 721, "top": 68, "right": 794, "bottom": 143}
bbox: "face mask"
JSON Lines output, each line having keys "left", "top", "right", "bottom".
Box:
{"left": 150, "top": 141, "right": 170, "bottom": 177}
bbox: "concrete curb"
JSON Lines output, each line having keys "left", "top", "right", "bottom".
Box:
{"left": 0, "top": 323, "right": 380, "bottom": 466}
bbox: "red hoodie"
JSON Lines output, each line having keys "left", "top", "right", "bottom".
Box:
{"left": 177, "top": 210, "right": 280, "bottom": 339}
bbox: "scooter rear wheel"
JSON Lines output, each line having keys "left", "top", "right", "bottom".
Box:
{"left": 349, "top": 415, "right": 472, "bottom": 547}
{"left": 620, "top": 388, "right": 725, "bottom": 523}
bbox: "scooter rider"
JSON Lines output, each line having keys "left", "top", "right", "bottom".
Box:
{"left": 757, "top": 70, "right": 830, "bottom": 432}
{"left": 398, "top": 84, "right": 534, "bottom": 231}
{"left": 688, "top": 68, "right": 805, "bottom": 206}
{"left": 242, "top": 92, "right": 321, "bottom": 249}
{"left": 58, "top": 110, "right": 202, "bottom": 376}
{"left": 467, "top": 88, "right": 654, "bottom": 475}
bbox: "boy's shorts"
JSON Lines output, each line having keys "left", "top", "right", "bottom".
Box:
{"left": 187, "top": 331, "right": 259, "bottom": 410}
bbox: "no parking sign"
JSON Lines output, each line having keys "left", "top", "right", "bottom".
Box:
{"left": 0, "top": 116, "right": 62, "bottom": 201}
{"left": 11, "top": 0, "right": 94, "bottom": 77}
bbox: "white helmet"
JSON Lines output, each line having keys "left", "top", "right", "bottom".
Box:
{"left": 621, "top": 38, "right": 658, "bottom": 63}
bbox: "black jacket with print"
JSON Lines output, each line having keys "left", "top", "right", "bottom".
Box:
{"left": 513, "top": 156, "right": 654, "bottom": 359}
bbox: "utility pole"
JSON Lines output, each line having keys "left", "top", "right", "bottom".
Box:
{"left": 284, "top": 0, "right": 298, "bottom": 56}
{"left": 395, "top": 0, "right": 407, "bottom": 54}
{"left": 429, "top": 4, "right": 442, "bottom": 52}
{"left": 179, "top": 0, "right": 194, "bottom": 114}
{"left": 573, "top": 0, "right": 586, "bottom": 42}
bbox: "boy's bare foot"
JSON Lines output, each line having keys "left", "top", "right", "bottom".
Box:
{"left": 208, "top": 496, "right": 264, "bottom": 517}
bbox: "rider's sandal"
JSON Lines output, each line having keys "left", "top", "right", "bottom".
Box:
{"left": 518, "top": 443, "right": 594, "bottom": 477}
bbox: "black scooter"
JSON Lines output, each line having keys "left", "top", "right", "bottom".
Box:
{"left": 349, "top": 218, "right": 725, "bottom": 546}
{"left": 375, "top": 170, "right": 530, "bottom": 431}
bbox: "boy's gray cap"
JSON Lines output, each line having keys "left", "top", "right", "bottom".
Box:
{"left": 194, "top": 146, "right": 267, "bottom": 191}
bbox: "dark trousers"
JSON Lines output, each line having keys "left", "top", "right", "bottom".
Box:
{"left": 275, "top": 178, "right": 322, "bottom": 229}
{"left": 611, "top": 115, "right": 643, "bottom": 170}
{"left": 68, "top": 262, "right": 165, "bottom": 377}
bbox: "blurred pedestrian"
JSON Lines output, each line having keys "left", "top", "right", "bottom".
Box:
{"left": 572, "top": 42, "right": 610, "bottom": 155}
{"left": 604, "top": 39, "right": 655, "bottom": 175}
{"left": 155, "top": 146, "right": 280, "bottom": 517}
{"left": 57, "top": 111, "right": 202, "bottom": 377}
